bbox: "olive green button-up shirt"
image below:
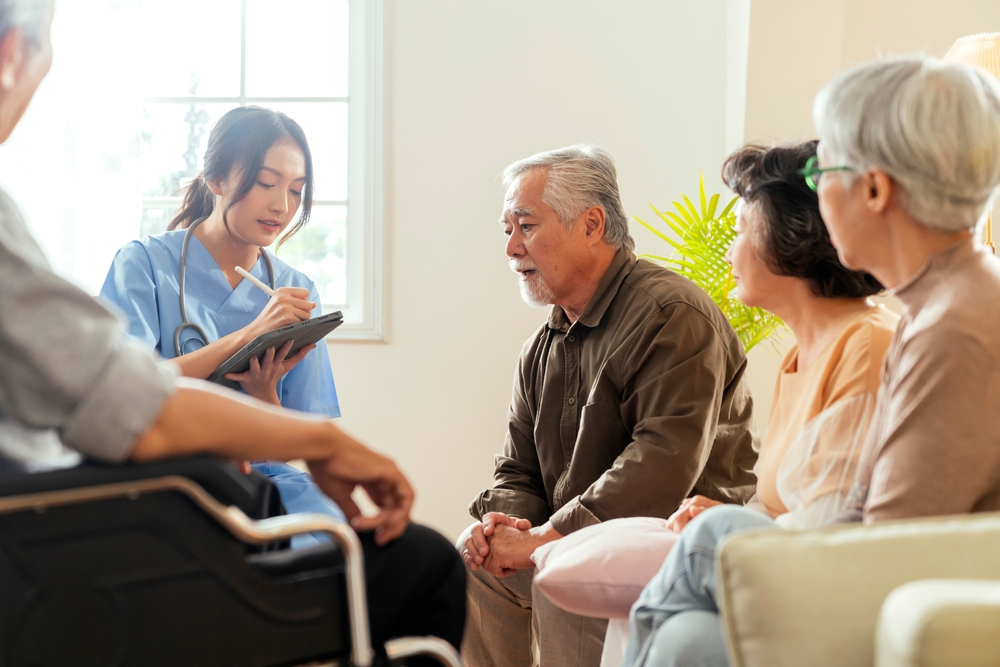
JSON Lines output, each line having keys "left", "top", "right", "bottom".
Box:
{"left": 471, "top": 249, "right": 758, "bottom": 535}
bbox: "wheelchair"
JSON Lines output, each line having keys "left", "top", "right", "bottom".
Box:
{"left": 0, "top": 456, "right": 462, "bottom": 667}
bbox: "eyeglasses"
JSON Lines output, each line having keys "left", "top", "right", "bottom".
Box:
{"left": 798, "top": 155, "right": 851, "bottom": 192}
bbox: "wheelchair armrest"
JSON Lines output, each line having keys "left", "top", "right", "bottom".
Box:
{"left": 387, "top": 637, "right": 464, "bottom": 667}
{"left": 0, "top": 455, "right": 263, "bottom": 516}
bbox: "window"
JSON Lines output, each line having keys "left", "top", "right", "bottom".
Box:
{"left": 0, "top": 0, "right": 382, "bottom": 338}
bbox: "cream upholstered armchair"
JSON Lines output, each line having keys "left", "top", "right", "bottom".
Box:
{"left": 716, "top": 512, "right": 1000, "bottom": 667}
{"left": 876, "top": 579, "right": 1000, "bottom": 667}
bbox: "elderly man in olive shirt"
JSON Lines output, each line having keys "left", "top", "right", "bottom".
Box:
{"left": 459, "top": 145, "right": 758, "bottom": 667}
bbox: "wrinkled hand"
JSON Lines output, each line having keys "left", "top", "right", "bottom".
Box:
{"left": 248, "top": 286, "right": 314, "bottom": 337}
{"left": 481, "top": 522, "right": 562, "bottom": 578}
{"left": 225, "top": 340, "right": 315, "bottom": 404}
{"left": 666, "top": 495, "right": 723, "bottom": 533}
{"left": 461, "top": 512, "right": 531, "bottom": 571}
{"left": 306, "top": 435, "right": 414, "bottom": 546}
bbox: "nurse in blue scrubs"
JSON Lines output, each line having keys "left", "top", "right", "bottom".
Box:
{"left": 101, "top": 106, "right": 344, "bottom": 547}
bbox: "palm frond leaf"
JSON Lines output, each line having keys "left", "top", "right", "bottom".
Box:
{"left": 637, "top": 172, "right": 785, "bottom": 353}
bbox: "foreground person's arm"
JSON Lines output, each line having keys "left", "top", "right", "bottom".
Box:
{"left": 1, "top": 198, "right": 410, "bottom": 545}
{"left": 130, "top": 377, "right": 413, "bottom": 544}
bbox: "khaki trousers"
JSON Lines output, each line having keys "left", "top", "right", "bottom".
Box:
{"left": 462, "top": 564, "right": 608, "bottom": 667}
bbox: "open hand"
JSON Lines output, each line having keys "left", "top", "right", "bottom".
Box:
{"left": 666, "top": 495, "right": 723, "bottom": 533}
{"left": 306, "top": 435, "right": 414, "bottom": 546}
{"left": 225, "top": 339, "right": 315, "bottom": 404}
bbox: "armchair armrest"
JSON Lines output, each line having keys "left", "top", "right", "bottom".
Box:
{"left": 876, "top": 579, "right": 1000, "bottom": 667}
{"left": 715, "top": 513, "right": 1000, "bottom": 667}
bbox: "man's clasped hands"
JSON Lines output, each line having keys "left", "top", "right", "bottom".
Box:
{"left": 461, "top": 494, "right": 727, "bottom": 577}
{"left": 461, "top": 512, "right": 563, "bottom": 577}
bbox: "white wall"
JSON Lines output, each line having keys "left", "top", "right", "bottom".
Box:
{"left": 330, "top": 0, "right": 737, "bottom": 540}
{"left": 745, "top": 0, "right": 1000, "bottom": 143}
{"left": 330, "top": 0, "right": 1000, "bottom": 541}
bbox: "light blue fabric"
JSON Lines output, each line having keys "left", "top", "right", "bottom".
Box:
{"left": 99, "top": 230, "right": 344, "bottom": 548}
{"left": 251, "top": 461, "right": 347, "bottom": 548}
{"left": 99, "top": 230, "right": 340, "bottom": 418}
{"left": 643, "top": 611, "right": 729, "bottom": 667}
{"left": 623, "top": 505, "right": 779, "bottom": 667}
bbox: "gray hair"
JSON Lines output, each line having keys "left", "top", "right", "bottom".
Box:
{"left": 813, "top": 56, "right": 1000, "bottom": 232}
{"left": 502, "top": 144, "right": 635, "bottom": 252}
{"left": 0, "top": 0, "right": 47, "bottom": 46}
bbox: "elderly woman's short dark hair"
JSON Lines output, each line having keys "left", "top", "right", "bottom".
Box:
{"left": 722, "top": 141, "right": 883, "bottom": 299}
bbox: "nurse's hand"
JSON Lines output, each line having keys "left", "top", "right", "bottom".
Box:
{"left": 225, "top": 339, "right": 315, "bottom": 405}
{"left": 306, "top": 438, "right": 414, "bottom": 546}
{"left": 248, "top": 286, "right": 315, "bottom": 338}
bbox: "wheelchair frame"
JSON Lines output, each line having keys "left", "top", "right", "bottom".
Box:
{"left": 0, "top": 474, "right": 462, "bottom": 667}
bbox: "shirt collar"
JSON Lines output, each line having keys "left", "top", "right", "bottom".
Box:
{"left": 546, "top": 248, "right": 638, "bottom": 333}
{"left": 891, "top": 237, "right": 979, "bottom": 317}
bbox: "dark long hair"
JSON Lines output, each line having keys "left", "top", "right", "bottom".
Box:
{"left": 722, "top": 141, "right": 883, "bottom": 299}
{"left": 168, "top": 106, "right": 314, "bottom": 250}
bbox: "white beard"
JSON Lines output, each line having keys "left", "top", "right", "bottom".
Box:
{"left": 510, "top": 259, "right": 555, "bottom": 307}
{"left": 517, "top": 273, "right": 555, "bottom": 308}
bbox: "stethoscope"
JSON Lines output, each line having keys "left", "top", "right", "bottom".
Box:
{"left": 173, "top": 216, "right": 275, "bottom": 357}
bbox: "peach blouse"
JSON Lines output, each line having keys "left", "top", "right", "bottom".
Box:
{"left": 754, "top": 306, "right": 899, "bottom": 528}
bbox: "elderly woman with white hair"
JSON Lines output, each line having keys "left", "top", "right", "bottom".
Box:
{"left": 621, "top": 55, "right": 1000, "bottom": 667}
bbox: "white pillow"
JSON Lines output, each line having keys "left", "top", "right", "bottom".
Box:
{"left": 531, "top": 517, "right": 679, "bottom": 619}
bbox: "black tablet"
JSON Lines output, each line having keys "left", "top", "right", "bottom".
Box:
{"left": 207, "top": 311, "right": 344, "bottom": 389}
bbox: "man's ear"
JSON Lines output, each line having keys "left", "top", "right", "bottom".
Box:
{"left": 864, "top": 170, "right": 893, "bottom": 216}
{"left": 584, "top": 205, "right": 606, "bottom": 244}
{"left": 0, "top": 28, "right": 25, "bottom": 91}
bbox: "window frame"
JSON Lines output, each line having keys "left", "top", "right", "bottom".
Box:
{"left": 140, "top": 0, "right": 384, "bottom": 340}
{"left": 342, "top": 0, "right": 385, "bottom": 340}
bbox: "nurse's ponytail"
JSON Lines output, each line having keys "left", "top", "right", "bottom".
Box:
{"left": 167, "top": 106, "right": 314, "bottom": 247}
{"left": 169, "top": 173, "right": 215, "bottom": 230}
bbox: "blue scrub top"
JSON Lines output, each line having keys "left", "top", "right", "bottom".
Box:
{"left": 99, "top": 229, "right": 340, "bottom": 418}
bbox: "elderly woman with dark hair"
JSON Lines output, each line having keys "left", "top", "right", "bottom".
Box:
{"left": 666, "top": 140, "right": 898, "bottom": 536}
{"left": 623, "top": 55, "right": 1000, "bottom": 667}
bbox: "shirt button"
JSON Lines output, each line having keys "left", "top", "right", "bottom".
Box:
{"left": 568, "top": 397, "right": 576, "bottom": 405}
{"left": 568, "top": 335, "right": 576, "bottom": 342}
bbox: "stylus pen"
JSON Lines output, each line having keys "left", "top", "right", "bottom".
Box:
{"left": 235, "top": 266, "right": 275, "bottom": 296}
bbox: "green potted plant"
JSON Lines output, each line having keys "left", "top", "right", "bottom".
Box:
{"left": 635, "top": 173, "right": 784, "bottom": 352}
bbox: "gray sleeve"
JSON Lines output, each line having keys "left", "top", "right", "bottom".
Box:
{"left": 0, "top": 189, "right": 176, "bottom": 462}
